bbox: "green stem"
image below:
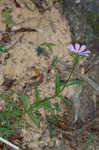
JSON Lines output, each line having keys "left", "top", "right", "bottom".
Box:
{"left": 34, "top": 62, "right": 76, "bottom": 103}
{"left": 29, "top": 60, "right": 77, "bottom": 111}
{"left": 60, "top": 61, "right": 76, "bottom": 93}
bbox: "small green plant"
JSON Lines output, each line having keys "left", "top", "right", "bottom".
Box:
{"left": 86, "top": 11, "right": 99, "bottom": 37}
{"left": 0, "top": 43, "right": 91, "bottom": 147}
{"left": 0, "top": 96, "right": 22, "bottom": 138}
{"left": 86, "top": 133, "right": 94, "bottom": 150}
{"left": 0, "top": 46, "right": 8, "bottom": 53}
{"left": 36, "top": 42, "right": 55, "bottom": 56}
{"left": 19, "top": 43, "right": 90, "bottom": 127}
{"left": 1, "top": 7, "right": 12, "bottom": 25}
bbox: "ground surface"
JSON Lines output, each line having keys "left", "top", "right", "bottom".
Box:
{"left": 0, "top": 0, "right": 99, "bottom": 150}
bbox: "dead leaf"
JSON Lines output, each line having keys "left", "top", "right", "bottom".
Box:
{"left": 33, "top": 73, "right": 43, "bottom": 84}
{"left": 2, "top": 78, "right": 16, "bottom": 90}
{"left": 1, "top": 33, "right": 10, "bottom": 43}
{"left": 8, "top": 134, "right": 23, "bottom": 141}
{"left": 10, "top": 27, "right": 37, "bottom": 33}
{"left": 30, "top": 66, "right": 41, "bottom": 80}
{"left": 57, "top": 121, "right": 73, "bottom": 131}
{"left": 13, "top": 0, "right": 21, "bottom": 8}
{"left": 23, "top": 73, "right": 44, "bottom": 94}
{"left": 62, "top": 133, "right": 72, "bottom": 141}
{"left": 0, "top": 143, "right": 4, "bottom": 149}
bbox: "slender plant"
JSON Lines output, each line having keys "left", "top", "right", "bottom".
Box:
{"left": 19, "top": 43, "right": 91, "bottom": 127}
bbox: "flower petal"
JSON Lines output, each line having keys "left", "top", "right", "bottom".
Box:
{"left": 66, "top": 44, "right": 76, "bottom": 52}
{"left": 75, "top": 43, "right": 80, "bottom": 51}
{"left": 78, "top": 52, "right": 88, "bottom": 56}
{"left": 81, "top": 53, "right": 89, "bottom": 56}
{"left": 79, "top": 50, "right": 91, "bottom": 56}
{"left": 80, "top": 50, "right": 91, "bottom": 54}
{"left": 79, "top": 45, "right": 86, "bottom": 52}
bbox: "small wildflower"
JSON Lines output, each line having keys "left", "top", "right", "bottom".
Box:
{"left": 66, "top": 43, "right": 91, "bottom": 56}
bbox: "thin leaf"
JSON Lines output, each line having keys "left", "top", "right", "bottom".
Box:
{"left": 59, "top": 96, "right": 72, "bottom": 105}
{"left": 27, "top": 111, "right": 40, "bottom": 127}
{"left": 66, "top": 80, "right": 86, "bottom": 86}
{"left": 47, "top": 45, "right": 53, "bottom": 53}
{"left": 45, "top": 114, "right": 51, "bottom": 123}
{"left": 31, "top": 103, "right": 42, "bottom": 111}
{"left": 55, "top": 72, "right": 60, "bottom": 96}
{"left": 40, "top": 42, "right": 55, "bottom": 46}
{"left": 36, "top": 46, "right": 49, "bottom": 56}
{"left": 34, "top": 110, "right": 41, "bottom": 117}
{"left": 1, "top": 8, "right": 12, "bottom": 17}
{"left": 54, "top": 102, "right": 61, "bottom": 112}
{"left": 60, "top": 80, "right": 86, "bottom": 87}
{"left": 6, "top": 16, "right": 11, "bottom": 25}
{"left": 1, "top": 8, "right": 12, "bottom": 25}
{"left": 20, "top": 94, "right": 28, "bottom": 111}
{"left": 49, "top": 127, "right": 53, "bottom": 139}
{"left": 7, "top": 106, "right": 21, "bottom": 118}
{"left": 0, "top": 46, "right": 8, "bottom": 53}
{"left": 30, "top": 100, "right": 46, "bottom": 111}
{"left": 44, "top": 101, "right": 55, "bottom": 118}
{"left": 43, "top": 98, "right": 49, "bottom": 110}
{"left": 40, "top": 42, "right": 55, "bottom": 53}
{"left": 35, "top": 86, "right": 40, "bottom": 105}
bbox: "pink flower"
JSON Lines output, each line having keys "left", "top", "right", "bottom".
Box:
{"left": 66, "top": 43, "right": 91, "bottom": 56}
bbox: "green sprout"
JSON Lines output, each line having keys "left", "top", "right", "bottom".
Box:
{"left": 1, "top": 8, "right": 12, "bottom": 25}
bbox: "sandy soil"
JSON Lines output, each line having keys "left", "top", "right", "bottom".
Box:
{"left": 0, "top": 0, "right": 99, "bottom": 150}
